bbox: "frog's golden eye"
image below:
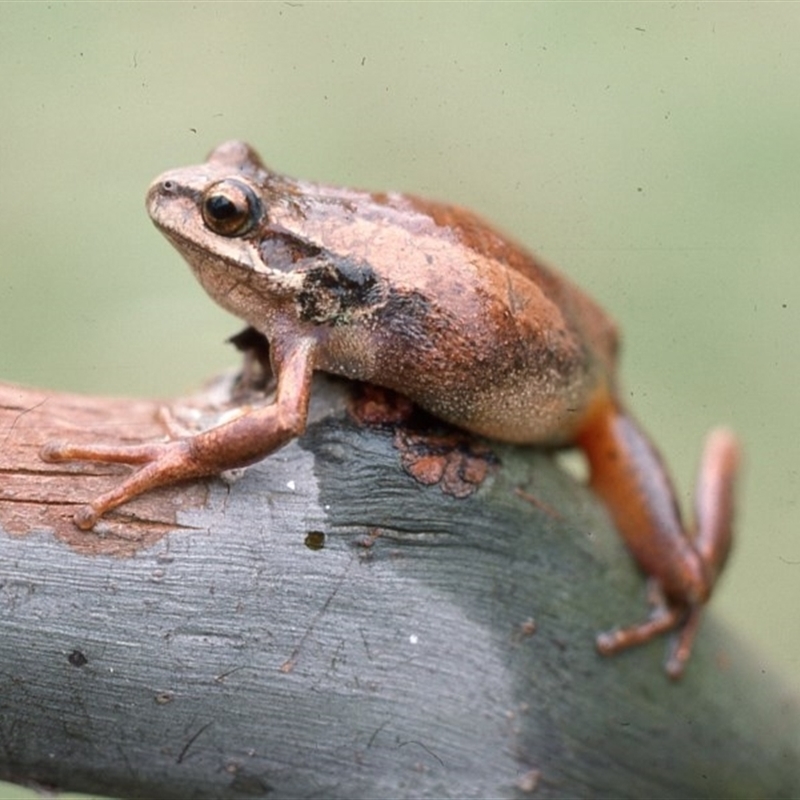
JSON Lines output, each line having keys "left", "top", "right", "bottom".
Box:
{"left": 201, "top": 179, "right": 260, "bottom": 237}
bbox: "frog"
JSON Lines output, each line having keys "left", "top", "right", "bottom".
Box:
{"left": 41, "top": 140, "right": 740, "bottom": 678}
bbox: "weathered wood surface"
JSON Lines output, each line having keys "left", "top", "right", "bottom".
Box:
{"left": 0, "top": 379, "right": 798, "bottom": 800}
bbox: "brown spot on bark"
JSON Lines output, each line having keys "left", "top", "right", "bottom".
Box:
{"left": 348, "top": 384, "right": 496, "bottom": 498}
{"left": 394, "top": 429, "right": 496, "bottom": 498}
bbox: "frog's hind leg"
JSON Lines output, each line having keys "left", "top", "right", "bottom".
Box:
{"left": 660, "top": 428, "right": 739, "bottom": 677}
{"left": 692, "top": 428, "right": 739, "bottom": 588}
{"left": 578, "top": 403, "right": 740, "bottom": 678}
{"left": 664, "top": 428, "right": 739, "bottom": 676}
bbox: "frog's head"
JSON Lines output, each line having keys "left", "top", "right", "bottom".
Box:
{"left": 147, "top": 140, "right": 387, "bottom": 332}
{"left": 146, "top": 140, "right": 318, "bottom": 328}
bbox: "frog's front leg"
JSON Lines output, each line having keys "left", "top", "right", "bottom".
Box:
{"left": 41, "top": 340, "right": 316, "bottom": 531}
{"left": 577, "top": 401, "right": 740, "bottom": 678}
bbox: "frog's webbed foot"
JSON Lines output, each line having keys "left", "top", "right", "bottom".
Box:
{"left": 40, "top": 340, "right": 316, "bottom": 531}
{"left": 41, "top": 438, "right": 204, "bottom": 530}
{"left": 595, "top": 582, "right": 701, "bottom": 680}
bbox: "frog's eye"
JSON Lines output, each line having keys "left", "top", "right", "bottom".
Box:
{"left": 201, "top": 179, "right": 260, "bottom": 237}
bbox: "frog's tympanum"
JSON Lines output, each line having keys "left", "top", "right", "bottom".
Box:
{"left": 42, "top": 141, "right": 740, "bottom": 678}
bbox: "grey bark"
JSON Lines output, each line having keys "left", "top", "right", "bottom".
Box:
{"left": 0, "top": 378, "right": 798, "bottom": 799}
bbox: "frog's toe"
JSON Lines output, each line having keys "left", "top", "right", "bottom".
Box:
{"left": 40, "top": 440, "right": 69, "bottom": 462}
{"left": 74, "top": 504, "right": 101, "bottom": 531}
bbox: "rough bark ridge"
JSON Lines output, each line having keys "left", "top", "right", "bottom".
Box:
{"left": 0, "top": 379, "right": 798, "bottom": 800}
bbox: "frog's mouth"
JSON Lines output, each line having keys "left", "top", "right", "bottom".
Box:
{"left": 150, "top": 203, "right": 305, "bottom": 332}
{"left": 155, "top": 220, "right": 258, "bottom": 276}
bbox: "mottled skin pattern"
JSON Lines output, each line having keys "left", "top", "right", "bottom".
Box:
{"left": 41, "top": 141, "right": 740, "bottom": 678}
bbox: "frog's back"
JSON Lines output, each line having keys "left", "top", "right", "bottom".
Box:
{"left": 413, "top": 195, "right": 619, "bottom": 370}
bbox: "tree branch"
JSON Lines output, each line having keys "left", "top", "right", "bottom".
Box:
{"left": 0, "top": 377, "right": 798, "bottom": 799}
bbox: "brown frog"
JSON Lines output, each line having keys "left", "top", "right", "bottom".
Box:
{"left": 41, "top": 141, "right": 740, "bottom": 678}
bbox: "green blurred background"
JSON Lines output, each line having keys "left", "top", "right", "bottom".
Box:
{"left": 1, "top": 3, "right": 798, "bottom": 796}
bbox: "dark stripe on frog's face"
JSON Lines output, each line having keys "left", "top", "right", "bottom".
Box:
{"left": 296, "top": 258, "right": 382, "bottom": 326}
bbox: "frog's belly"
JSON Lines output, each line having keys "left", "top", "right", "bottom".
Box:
{"left": 414, "top": 370, "right": 596, "bottom": 446}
